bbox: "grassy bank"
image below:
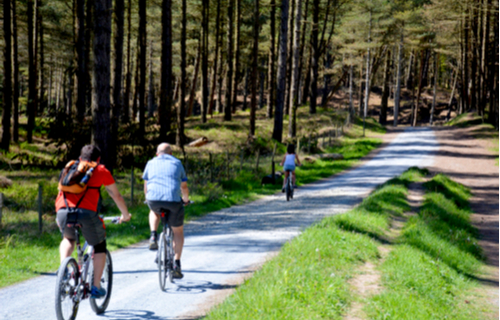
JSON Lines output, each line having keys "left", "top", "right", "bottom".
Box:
{"left": 204, "top": 168, "right": 489, "bottom": 320}
{"left": 0, "top": 113, "right": 384, "bottom": 288}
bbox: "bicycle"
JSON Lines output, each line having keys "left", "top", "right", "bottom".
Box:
{"left": 55, "top": 215, "right": 120, "bottom": 320}
{"left": 156, "top": 201, "right": 191, "bottom": 291}
{"left": 284, "top": 170, "right": 294, "bottom": 201}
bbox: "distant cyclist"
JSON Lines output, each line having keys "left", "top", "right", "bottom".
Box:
{"left": 55, "top": 145, "right": 131, "bottom": 298}
{"left": 280, "top": 144, "right": 302, "bottom": 192}
{"left": 143, "top": 143, "right": 190, "bottom": 279}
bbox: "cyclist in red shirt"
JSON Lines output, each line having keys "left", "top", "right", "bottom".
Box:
{"left": 55, "top": 145, "right": 131, "bottom": 298}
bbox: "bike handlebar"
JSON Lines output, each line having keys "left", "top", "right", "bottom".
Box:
{"left": 102, "top": 216, "right": 121, "bottom": 224}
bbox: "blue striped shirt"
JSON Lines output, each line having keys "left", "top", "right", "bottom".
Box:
{"left": 142, "top": 154, "right": 188, "bottom": 202}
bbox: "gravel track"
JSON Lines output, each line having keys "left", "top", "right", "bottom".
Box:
{"left": 0, "top": 127, "right": 438, "bottom": 320}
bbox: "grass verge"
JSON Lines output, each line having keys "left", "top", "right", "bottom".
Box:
{"left": 204, "top": 168, "right": 489, "bottom": 320}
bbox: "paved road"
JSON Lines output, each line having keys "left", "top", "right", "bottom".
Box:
{"left": 0, "top": 128, "right": 438, "bottom": 320}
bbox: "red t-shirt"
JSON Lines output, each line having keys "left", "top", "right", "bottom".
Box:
{"left": 55, "top": 164, "right": 115, "bottom": 212}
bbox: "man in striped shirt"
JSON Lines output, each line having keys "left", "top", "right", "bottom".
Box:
{"left": 143, "top": 143, "right": 190, "bottom": 279}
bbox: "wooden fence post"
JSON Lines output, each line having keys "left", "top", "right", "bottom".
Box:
{"left": 131, "top": 168, "right": 134, "bottom": 206}
{"left": 240, "top": 149, "right": 245, "bottom": 171}
{"left": 209, "top": 153, "right": 213, "bottom": 182}
{"left": 0, "top": 193, "right": 3, "bottom": 227}
{"left": 226, "top": 151, "right": 230, "bottom": 180}
{"left": 38, "top": 184, "right": 43, "bottom": 234}
{"left": 255, "top": 149, "right": 261, "bottom": 173}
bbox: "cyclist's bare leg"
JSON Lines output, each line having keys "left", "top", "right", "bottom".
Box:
{"left": 283, "top": 171, "right": 289, "bottom": 188}
{"left": 93, "top": 252, "right": 106, "bottom": 288}
{"left": 292, "top": 171, "right": 296, "bottom": 186}
{"left": 149, "top": 210, "right": 160, "bottom": 232}
{"left": 59, "top": 238, "right": 75, "bottom": 263}
{"left": 172, "top": 225, "right": 184, "bottom": 260}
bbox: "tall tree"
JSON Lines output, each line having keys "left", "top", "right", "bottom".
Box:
{"left": 27, "top": 0, "right": 37, "bottom": 143}
{"left": 138, "top": 0, "right": 147, "bottom": 138}
{"left": 123, "top": 0, "right": 132, "bottom": 123}
{"left": 160, "top": 0, "right": 172, "bottom": 138}
{"left": 92, "top": 0, "right": 112, "bottom": 167}
{"left": 393, "top": 30, "right": 403, "bottom": 127}
{"left": 76, "top": 0, "right": 86, "bottom": 123}
{"left": 208, "top": 0, "right": 222, "bottom": 115}
{"left": 249, "top": 0, "right": 259, "bottom": 136}
{"left": 362, "top": 9, "right": 372, "bottom": 136}
{"left": 266, "top": 0, "right": 276, "bottom": 119}
{"left": 232, "top": 0, "right": 241, "bottom": 112}
{"left": 12, "top": 0, "right": 20, "bottom": 142}
{"left": 1, "top": 0, "right": 12, "bottom": 150}
{"left": 288, "top": 0, "right": 301, "bottom": 138}
{"left": 272, "top": 0, "right": 289, "bottom": 142}
{"left": 309, "top": 0, "right": 319, "bottom": 114}
{"left": 177, "top": 0, "right": 187, "bottom": 147}
{"left": 201, "top": 0, "right": 209, "bottom": 123}
{"left": 379, "top": 50, "right": 391, "bottom": 124}
{"left": 38, "top": 1, "right": 45, "bottom": 115}
{"left": 224, "top": 0, "right": 234, "bottom": 121}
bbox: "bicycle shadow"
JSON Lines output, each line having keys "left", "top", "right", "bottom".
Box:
{"left": 163, "top": 279, "right": 238, "bottom": 294}
{"left": 98, "top": 309, "right": 199, "bottom": 320}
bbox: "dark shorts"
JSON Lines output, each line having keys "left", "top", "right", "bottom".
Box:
{"left": 56, "top": 208, "right": 106, "bottom": 246}
{"left": 146, "top": 200, "right": 185, "bottom": 228}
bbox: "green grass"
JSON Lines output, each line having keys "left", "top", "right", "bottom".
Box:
{"left": 0, "top": 116, "right": 385, "bottom": 288}
{"left": 205, "top": 168, "right": 489, "bottom": 320}
{"left": 365, "top": 173, "right": 485, "bottom": 320}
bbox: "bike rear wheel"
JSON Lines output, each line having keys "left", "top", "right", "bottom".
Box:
{"left": 166, "top": 228, "right": 174, "bottom": 284}
{"left": 158, "top": 232, "right": 168, "bottom": 290}
{"left": 55, "top": 257, "right": 80, "bottom": 320}
{"left": 89, "top": 250, "right": 113, "bottom": 314}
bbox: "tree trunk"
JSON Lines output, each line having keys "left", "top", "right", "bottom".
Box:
{"left": 358, "top": 62, "right": 364, "bottom": 116}
{"left": 348, "top": 55, "right": 353, "bottom": 119}
{"left": 177, "top": 0, "right": 187, "bottom": 147}
{"left": 38, "top": 3, "right": 45, "bottom": 115}
{"left": 363, "top": 10, "right": 372, "bottom": 136}
{"left": 12, "top": 0, "right": 19, "bottom": 142}
{"left": 224, "top": 0, "right": 234, "bottom": 121}
{"left": 288, "top": 0, "right": 301, "bottom": 138}
{"left": 232, "top": 0, "right": 241, "bottom": 113}
{"left": 266, "top": 0, "right": 276, "bottom": 119}
{"left": 412, "top": 50, "right": 426, "bottom": 127}
{"left": 160, "top": 0, "right": 172, "bottom": 139}
{"left": 380, "top": 50, "right": 391, "bottom": 124}
{"left": 27, "top": 0, "right": 37, "bottom": 143}
{"left": 447, "top": 69, "right": 458, "bottom": 121}
{"left": 76, "top": 0, "right": 86, "bottom": 123}
{"left": 297, "top": 0, "right": 309, "bottom": 106}
{"left": 138, "top": 0, "right": 147, "bottom": 139}
{"left": 430, "top": 52, "right": 438, "bottom": 126}
{"left": 284, "top": 0, "right": 294, "bottom": 117}
{"left": 92, "top": 0, "right": 112, "bottom": 168}
{"left": 272, "top": 0, "right": 289, "bottom": 142}
{"left": 187, "top": 43, "right": 201, "bottom": 117}
{"left": 393, "top": 30, "right": 403, "bottom": 127}
{"left": 123, "top": 0, "right": 132, "bottom": 123}
{"left": 132, "top": 47, "right": 139, "bottom": 121}
{"left": 147, "top": 43, "right": 155, "bottom": 117}
{"left": 110, "top": 0, "right": 124, "bottom": 169}
{"left": 1, "top": 0, "right": 12, "bottom": 150}
{"left": 85, "top": 0, "right": 93, "bottom": 114}
{"left": 249, "top": 0, "right": 259, "bottom": 137}
{"left": 208, "top": 0, "right": 221, "bottom": 115}
{"left": 309, "top": 0, "right": 319, "bottom": 114}
{"left": 201, "top": 0, "right": 209, "bottom": 123}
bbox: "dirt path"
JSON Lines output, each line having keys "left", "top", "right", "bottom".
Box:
{"left": 428, "top": 125, "right": 499, "bottom": 314}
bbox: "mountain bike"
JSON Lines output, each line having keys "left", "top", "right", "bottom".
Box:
{"left": 285, "top": 170, "right": 293, "bottom": 201}
{"left": 55, "top": 216, "right": 120, "bottom": 320}
{"left": 157, "top": 209, "right": 175, "bottom": 291}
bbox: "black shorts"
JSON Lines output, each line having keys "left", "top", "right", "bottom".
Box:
{"left": 56, "top": 208, "right": 106, "bottom": 246}
{"left": 146, "top": 200, "right": 185, "bottom": 227}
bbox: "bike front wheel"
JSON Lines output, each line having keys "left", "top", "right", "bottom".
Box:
{"left": 158, "top": 232, "right": 168, "bottom": 290}
{"left": 89, "top": 250, "right": 113, "bottom": 314}
{"left": 55, "top": 257, "right": 80, "bottom": 320}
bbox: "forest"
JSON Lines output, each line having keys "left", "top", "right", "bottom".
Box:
{"left": 0, "top": 0, "right": 497, "bottom": 171}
